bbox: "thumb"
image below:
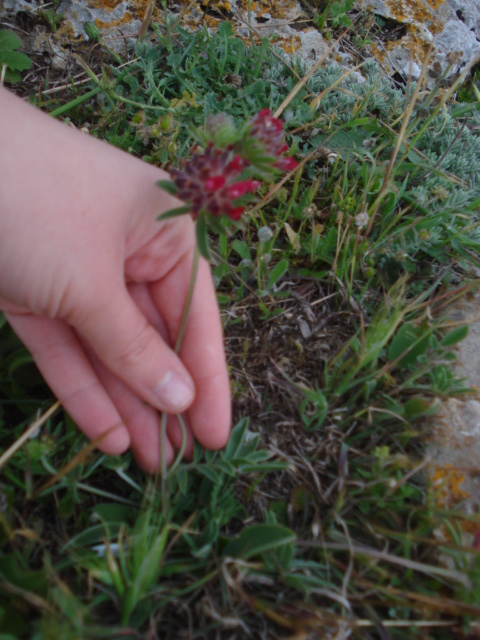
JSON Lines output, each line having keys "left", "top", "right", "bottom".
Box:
{"left": 74, "top": 286, "right": 195, "bottom": 414}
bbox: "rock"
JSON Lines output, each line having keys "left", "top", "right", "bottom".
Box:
{"left": 30, "top": 25, "right": 72, "bottom": 71}
{"left": 428, "top": 288, "right": 480, "bottom": 528}
{"left": 357, "top": 0, "right": 480, "bottom": 81}
{"left": 1, "top": 0, "right": 144, "bottom": 52}
{"left": 449, "top": 0, "right": 480, "bottom": 37}
{"left": 57, "top": 0, "right": 143, "bottom": 50}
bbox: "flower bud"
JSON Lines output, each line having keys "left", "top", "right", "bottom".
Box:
{"left": 206, "top": 114, "right": 237, "bottom": 148}
{"left": 258, "top": 226, "right": 274, "bottom": 243}
{"left": 84, "top": 21, "right": 101, "bottom": 42}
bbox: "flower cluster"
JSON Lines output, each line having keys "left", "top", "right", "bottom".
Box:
{"left": 170, "top": 144, "right": 260, "bottom": 220}
{"left": 247, "top": 109, "right": 299, "bottom": 172}
{"left": 166, "top": 109, "right": 297, "bottom": 221}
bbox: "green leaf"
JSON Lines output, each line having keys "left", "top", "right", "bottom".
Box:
{"left": 388, "top": 322, "right": 431, "bottom": 368}
{"left": 0, "top": 30, "right": 22, "bottom": 52}
{"left": 3, "top": 68, "right": 21, "bottom": 83}
{"left": 267, "top": 258, "right": 288, "bottom": 290}
{"left": 123, "top": 526, "right": 169, "bottom": 623}
{"left": 8, "top": 348, "right": 33, "bottom": 377}
{"left": 215, "top": 460, "right": 236, "bottom": 476}
{"left": 0, "top": 51, "right": 32, "bottom": 71}
{"left": 156, "top": 179, "right": 179, "bottom": 196}
{"left": 216, "top": 293, "right": 230, "bottom": 305}
{"left": 91, "top": 503, "right": 133, "bottom": 525}
{"left": 404, "top": 396, "right": 441, "bottom": 419}
{"left": 223, "top": 418, "right": 250, "bottom": 460}
{"left": 196, "top": 213, "right": 211, "bottom": 260}
{"left": 0, "top": 553, "right": 47, "bottom": 595}
{"left": 299, "top": 386, "right": 328, "bottom": 430}
{"left": 197, "top": 466, "right": 221, "bottom": 483}
{"left": 440, "top": 325, "right": 468, "bottom": 347}
{"left": 231, "top": 239, "right": 251, "bottom": 262}
{"left": 157, "top": 205, "right": 191, "bottom": 221}
{"left": 64, "top": 524, "right": 121, "bottom": 548}
{"left": 218, "top": 21, "right": 234, "bottom": 38}
{"left": 224, "top": 524, "right": 296, "bottom": 560}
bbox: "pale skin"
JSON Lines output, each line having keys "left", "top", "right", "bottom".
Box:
{"left": 0, "top": 88, "right": 231, "bottom": 472}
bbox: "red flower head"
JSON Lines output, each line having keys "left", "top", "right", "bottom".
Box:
{"left": 248, "top": 108, "right": 298, "bottom": 172}
{"left": 170, "top": 144, "right": 260, "bottom": 220}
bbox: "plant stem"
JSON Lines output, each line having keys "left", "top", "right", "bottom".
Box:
{"left": 174, "top": 243, "right": 200, "bottom": 355}
{"left": 160, "top": 242, "right": 200, "bottom": 512}
{"left": 49, "top": 87, "right": 102, "bottom": 118}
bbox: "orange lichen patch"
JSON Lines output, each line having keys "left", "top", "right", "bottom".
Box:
{"left": 89, "top": 0, "right": 123, "bottom": 10}
{"left": 54, "top": 20, "right": 80, "bottom": 41}
{"left": 368, "top": 41, "right": 387, "bottom": 63}
{"left": 432, "top": 464, "right": 470, "bottom": 508}
{"left": 386, "top": 0, "right": 434, "bottom": 25}
{"left": 404, "top": 24, "right": 436, "bottom": 61}
{"left": 203, "top": 14, "right": 221, "bottom": 29}
{"left": 425, "top": 0, "right": 445, "bottom": 9}
{"left": 95, "top": 11, "right": 133, "bottom": 30}
{"left": 431, "top": 464, "right": 480, "bottom": 535}
{"left": 279, "top": 34, "right": 302, "bottom": 55}
{"left": 368, "top": 23, "right": 439, "bottom": 71}
{"left": 239, "top": 0, "right": 299, "bottom": 20}
{"left": 89, "top": 0, "right": 157, "bottom": 20}
{"left": 200, "top": 0, "right": 232, "bottom": 12}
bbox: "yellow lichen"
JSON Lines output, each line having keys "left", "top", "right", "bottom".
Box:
{"left": 239, "top": 0, "right": 298, "bottom": 20}
{"left": 386, "top": 0, "right": 434, "bottom": 24}
{"left": 54, "top": 20, "right": 79, "bottom": 41}
{"left": 201, "top": 0, "right": 232, "bottom": 12}
{"left": 431, "top": 465, "right": 480, "bottom": 535}
{"left": 280, "top": 34, "right": 302, "bottom": 54}
{"left": 425, "top": 0, "right": 445, "bottom": 9}
{"left": 89, "top": 0, "right": 158, "bottom": 22}
{"left": 404, "top": 24, "right": 436, "bottom": 61}
{"left": 95, "top": 11, "right": 133, "bottom": 30}
{"left": 88, "top": 0, "right": 124, "bottom": 10}
{"left": 432, "top": 463, "right": 469, "bottom": 508}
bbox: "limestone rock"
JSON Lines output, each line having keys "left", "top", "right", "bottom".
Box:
{"left": 357, "top": 0, "right": 480, "bottom": 81}
{"left": 428, "top": 288, "right": 480, "bottom": 520}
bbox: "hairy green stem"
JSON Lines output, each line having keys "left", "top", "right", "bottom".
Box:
{"left": 160, "top": 242, "right": 200, "bottom": 512}
{"left": 174, "top": 243, "right": 200, "bottom": 355}
{"left": 49, "top": 87, "right": 102, "bottom": 118}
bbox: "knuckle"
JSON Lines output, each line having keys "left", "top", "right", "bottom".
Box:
{"left": 113, "top": 322, "right": 157, "bottom": 368}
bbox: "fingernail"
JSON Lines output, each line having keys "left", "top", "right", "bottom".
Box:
{"left": 155, "top": 371, "right": 194, "bottom": 411}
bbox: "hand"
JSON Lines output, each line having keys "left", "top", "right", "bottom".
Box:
{"left": 0, "top": 88, "right": 231, "bottom": 471}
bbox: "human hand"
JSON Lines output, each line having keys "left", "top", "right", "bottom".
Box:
{"left": 0, "top": 88, "right": 231, "bottom": 471}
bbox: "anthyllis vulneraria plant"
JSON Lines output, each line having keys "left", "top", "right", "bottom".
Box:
{"left": 154, "top": 109, "right": 297, "bottom": 491}
{"left": 157, "top": 109, "right": 298, "bottom": 256}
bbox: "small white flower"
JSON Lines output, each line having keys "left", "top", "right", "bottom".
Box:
{"left": 327, "top": 152, "right": 338, "bottom": 164}
{"left": 355, "top": 212, "right": 369, "bottom": 229}
{"left": 258, "top": 226, "right": 274, "bottom": 243}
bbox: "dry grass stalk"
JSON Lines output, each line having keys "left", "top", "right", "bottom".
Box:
{"left": 0, "top": 400, "right": 60, "bottom": 471}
